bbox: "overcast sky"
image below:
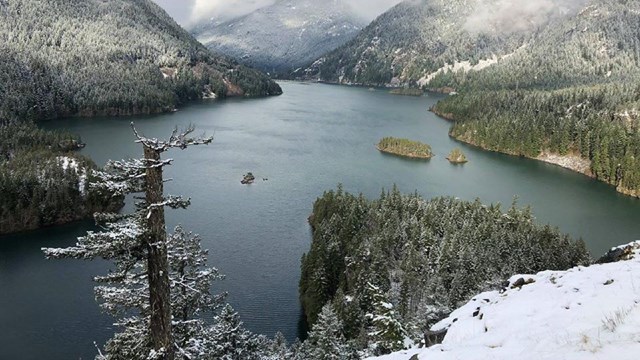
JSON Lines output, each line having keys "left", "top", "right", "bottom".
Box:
{"left": 152, "top": 0, "right": 403, "bottom": 26}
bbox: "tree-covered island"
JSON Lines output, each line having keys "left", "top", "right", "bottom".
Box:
{"left": 377, "top": 137, "right": 434, "bottom": 160}
{"left": 446, "top": 148, "right": 468, "bottom": 164}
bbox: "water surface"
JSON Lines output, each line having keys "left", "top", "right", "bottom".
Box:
{"left": 1, "top": 82, "right": 639, "bottom": 359}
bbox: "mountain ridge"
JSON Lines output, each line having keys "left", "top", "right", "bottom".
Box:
{"left": 302, "top": 0, "right": 592, "bottom": 86}
{"left": 0, "top": 0, "right": 281, "bottom": 122}
{"left": 192, "top": 0, "right": 368, "bottom": 75}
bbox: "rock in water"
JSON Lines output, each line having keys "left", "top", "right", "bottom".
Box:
{"left": 241, "top": 172, "right": 256, "bottom": 185}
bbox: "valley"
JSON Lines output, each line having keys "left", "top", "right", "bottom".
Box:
{"left": 1, "top": 0, "right": 639, "bottom": 358}
{"left": 2, "top": 83, "right": 640, "bottom": 358}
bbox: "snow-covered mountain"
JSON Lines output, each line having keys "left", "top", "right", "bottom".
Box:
{"left": 191, "top": 0, "right": 368, "bottom": 75}
{"left": 370, "top": 241, "right": 640, "bottom": 360}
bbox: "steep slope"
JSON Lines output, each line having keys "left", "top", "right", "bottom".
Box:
{"left": 0, "top": 0, "right": 281, "bottom": 121}
{"left": 431, "top": 0, "right": 640, "bottom": 197}
{"left": 192, "top": 0, "right": 367, "bottom": 75}
{"left": 431, "top": 0, "right": 640, "bottom": 91}
{"left": 305, "top": 0, "right": 585, "bottom": 86}
{"left": 370, "top": 241, "right": 640, "bottom": 360}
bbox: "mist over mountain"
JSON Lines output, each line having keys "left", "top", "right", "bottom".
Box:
{"left": 303, "top": 0, "right": 589, "bottom": 86}
{"left": 192, "top": 0, "right": 384, "bottom": 74}
{"left": 463, "top": 0, "right": 590, "bottom": 34}
{"left": 152, "top": 0, "right": 402, "bottom": 25}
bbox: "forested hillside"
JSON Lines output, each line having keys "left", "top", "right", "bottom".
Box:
{"left": 0, "top": 0, "right": 281, "bottom": 121}
{"left": 428, "top": 0, "right": 640, "bottom": 90}
{"left": 303, "top": 0, "right": 583, "bottom": 86}
{"left": 431, "top": 0, "right": 640, "bottom": 197}
{"left": 299, "top": 187, "right": 589, "bottom": 356}
{"left": 0, "top": 121, "right": 122, "bottom": 234}
{"left": 305, "top": 0, "right": 640, "bottom": 197}
{"left": 434, "top": 84, "right": 640, "bottom": 197}
{"left": 192, "top": 0, "right": 366, "bottom": 76}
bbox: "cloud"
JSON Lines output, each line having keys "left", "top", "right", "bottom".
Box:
{"left": 464, "top": 0, "right": 590, "bottom": 34}
{"left": 191, "top": 0, "right": 276, "bottom": 23}
{"left": 152, "top": 0, "right": 195, "bottom": 25}
{"left": 346, "top": 0, "right": 404, "bottom": 21}
{"left": 153, "top": 0, "right": 405, "bottom": 25}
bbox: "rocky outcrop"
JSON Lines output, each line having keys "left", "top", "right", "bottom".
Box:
{"left": 536, "top": 152, "right": 592, "bottom": 177}
{"left": 241, "top": 172, "right": 256, "bottom": 185}
{"left": 597, "top": 241, "right": 640, "bottom": 264}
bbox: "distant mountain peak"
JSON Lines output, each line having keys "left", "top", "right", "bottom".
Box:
{"left": 191, "top": 0, "right": 367, "bottom": 75}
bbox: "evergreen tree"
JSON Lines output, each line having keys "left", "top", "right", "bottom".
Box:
{"left": 43, "top": 123, "right": 214, "bottom": 360}
{"left": 300, "top": 187, "right": 590, "bottom": 354}
{"left": 205, "top": 304, "right": 264, "bottom": 360}
{"left": 302, "top": 303, "right": 355, "bottom": 360}
{"left": 365, "top": 283, "right": 407, "bottom": 355}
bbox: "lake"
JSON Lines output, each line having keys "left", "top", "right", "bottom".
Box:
{"left": 1, "top": 82, "right": 639, "bottom": 359}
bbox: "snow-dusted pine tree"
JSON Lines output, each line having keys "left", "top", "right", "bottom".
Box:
{"left": 43, "top": 123, "right": 216, "bottom": 360}
{"left": 299, "top": 303, "right": 356, "bottom": 360}
{"left": 204, "top": 304, "right": 267, "bottom": 360}
{"left": 365, "top": 282, "right": 408, "bottom": 355}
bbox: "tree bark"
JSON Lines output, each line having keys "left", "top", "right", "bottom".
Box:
{"left": 144, "top": 146, "right": 174, "bottom": 360}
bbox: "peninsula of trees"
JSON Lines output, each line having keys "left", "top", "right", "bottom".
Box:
{"left": 300, "top": 187, "right": 589, "bottom": 357}
{"left": 377, "top": 137, "right": 434, "bottom": 159}
{"left": 0, "top": 121, "right": 122, "bottom": 235}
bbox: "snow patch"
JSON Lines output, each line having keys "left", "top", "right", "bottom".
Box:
{"left": 368, "top": 242, "right": 640, "bottom": 360}
{"left": 418, "top": 46, "right": 526, "bottom": 87}
{"left": 160, "top": 67, "right": 176, "bottom": 79}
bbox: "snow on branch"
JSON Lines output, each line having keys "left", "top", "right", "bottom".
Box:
{"left": 131, "top": 122, "right": 213, "bottom": 153}
{"left": 93, "top": 212, "right": 137, "bottom": 226}
{"left": 42, "top": 219, "right": 144, "bottom": 260}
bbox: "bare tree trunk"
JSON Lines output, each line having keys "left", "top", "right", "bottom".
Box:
{"left": 144, "top": 146, "right": 174, "bottom": 360}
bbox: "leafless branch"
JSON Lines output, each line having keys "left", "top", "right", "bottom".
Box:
{"left": 131, "top": 122, "right": 213, "bottom": 152}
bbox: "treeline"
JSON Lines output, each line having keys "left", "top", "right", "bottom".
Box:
{"left": 424, "top": 0, "right": 640, "bottom": 196}
{"left": 434, "top": 84, "right": 640, "bottom": 195}
{"left": 300, "top": 187, "right": 589, "bottom": 356}
{"left": 0, "top": 121, "right": 122, "bottom": 234}
{"left": 0, "top": 0, "right": 281, "bottom": 122}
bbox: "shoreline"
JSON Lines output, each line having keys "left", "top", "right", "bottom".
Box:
{"left": 35, "top": 85, "right": 283, "bottom": 121}
{"left": 430, "top": 108, "right": 639, "bottom": 199}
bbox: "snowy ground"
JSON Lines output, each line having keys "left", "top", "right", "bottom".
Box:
{"left": 370, "top": 242, "right": 640, "bottom": 360}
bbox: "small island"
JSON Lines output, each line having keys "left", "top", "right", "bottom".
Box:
{"left": 446, "top": 148, "right": 468, "bottom": 164}
{"left": 377, "top": 137, "right": 434, "bottom": 159}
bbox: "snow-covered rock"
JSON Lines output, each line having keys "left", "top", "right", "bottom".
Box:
{"left": 369, "top": 241, "right": 640, "bottom": 360}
